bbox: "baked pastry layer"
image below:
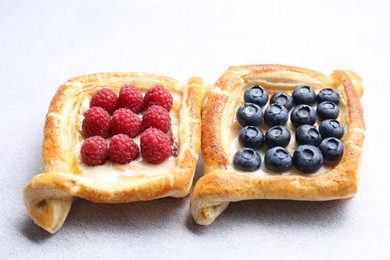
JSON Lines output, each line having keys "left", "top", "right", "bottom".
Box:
{"left": 191, "top": 64, "right": 365, "bottom": 225}
{"left": 24, "top": 72, "right": 204, "bottom": 233}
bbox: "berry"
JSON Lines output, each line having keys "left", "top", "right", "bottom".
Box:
{"left": 319, "top": 137, "right": 344, "bottom": 162}
{"left": 295, "top": 125, "right": 322, "bottom": 146}
{"left": 141, "top": 105, "right": 171, "bottom": 133}
{"left": 82, "top": 107, "right": 111, "bottom": 138}
{"left": 233, "top": 148, "right": 261, "bottom": 172}
{"left": 236, "top": 103, "right": 263, "bottom": 127}
{"left": 292, "top": 86, "right": 317, "bottom": 105}
{"left": 317, "top": 101, "right": 339, "bottom": 120}
{"left": 108, "top": 134, "right": 139, "bottom": 164}
{"left": 290, "top": 104, "right": 316, "bottom": 127}
{"left": 244, "top": 85, "right": 269, "bottom": 108}
{"left": 269, "top": 92, "right": 294, "bottom": 111}
{"left": 140, "top": 128, "right": 172, "bottom": 164}
{"left": 263, "top": 104, "right": 289, "bottom": 127}
{"left": 90, "top": 88, "right": 118, "bottom": 114}
{"left": 265, "top": 126, "right": 291, "bottom": 148}
{"left": 317, "top": 88, "right": 340, "bottom": 104}
{"left": 110, "top": 108, "right": 141, "bottom": 138}
{"left": 238, "top": 126, "right": 264, "bottom": 149}
{"left": 118, "top": 85, "right": 144, "bottom": 113}
{"left": 319, "top": 119, "right": 344, "bottom": 139}
{"left": 80, "top": 136, "right": 107, "bottom": 166}
{"left": 143, "top": 86, "right": 173, "bottom": 111}
{"left": 265, "top": 147, "right": 293, "bottom": 172}
{"left": 293, "top": 145, "right": 324, "bottom": 173}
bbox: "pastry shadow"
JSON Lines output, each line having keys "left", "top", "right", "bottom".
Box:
{"left": 186, "top": 199, "right": 349, "bottom": 234}
{"left": 21, "top": 219, "right": 53, "bottom": 243}
{"left": 67, "top": 196, "right": 188, "bottom": 231}
{"left": 21, "top": 196, "right": 188, "bottom": 240}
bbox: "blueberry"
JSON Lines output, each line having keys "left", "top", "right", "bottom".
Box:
{"left": 319, "top": 137, "right": 344, "bottom": 162}
{"left": 295, "top": 125, "right": 322, "bottom": 146}
{"left": 265, "top": 126, "right": 291, "bottom": 148}
{"left": 319, "top": 119, "right": 344, "bottom": 139}
{"left": 269, "top": 92, "right": 294, "bottom": 111}
{"left": 244, "top": 85, "right": 269, "bottom": 108}
{"left": 238, "top": 126, "right": 264, "bottom": 149}
{"left": 290, "top": 104, "right": 316, "bottom": 127}
{"left": 236, "top": 103, "right": 263, "bottom": 127}
{"left": 265, "top": 147, "right": 293, "bottom": 172}
{"left": 292, "top": 86, "right": 317, "bottom": 105}
{"left": 293, "top": 145, "right": 324, "bottom": 173}
{"left": 233, "top": 148, "right": 261, "bottom": 172}
{"left": 317, "top": 88, "right": 340, "bottom": 104}
{"left": 317, "top": 101, "right": 339, "bottom": 120}
{"left": 263, "top": 104, "right": 289, "bottom": 127}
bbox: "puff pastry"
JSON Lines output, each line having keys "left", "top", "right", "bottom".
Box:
{"left": 24, "top": 72, "right": 204, "bottom": 233}
{"left": 191, "top": 64, "right": 365, "bottom": 225}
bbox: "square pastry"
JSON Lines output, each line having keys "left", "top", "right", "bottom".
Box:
{"left": 24, "top": 72, "right": 204, "bottom": 233}
{"left": 191, "top": 64, "right": 365, "bottom": 225}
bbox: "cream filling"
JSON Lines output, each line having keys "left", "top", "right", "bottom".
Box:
{"left": 74, "top": 88, "right": 182, "bottom": 185}
{"left": 225, "top": 80, "right": 348, "bottom": 176}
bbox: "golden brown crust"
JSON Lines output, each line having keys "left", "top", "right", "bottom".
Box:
{"left": 191, "top": 64, "right": 365, "bottom": 225}
{"left": 24, "top": 72, "right": 203, "bottom": 233}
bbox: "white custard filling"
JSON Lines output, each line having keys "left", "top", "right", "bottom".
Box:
{"left": 225, "top": 81, "right": 348, "bottom": 176}
{"left": 74, "top": 88, "right": 182, "bottom": 185}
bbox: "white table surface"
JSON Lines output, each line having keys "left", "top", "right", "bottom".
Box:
{"left": 1, "top": 0, "right": 389, "bottom": 259}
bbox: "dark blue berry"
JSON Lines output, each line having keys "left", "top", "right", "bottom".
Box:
{"left": 236, "top": 103, "right": 263, "bottom": 127}
{"left": 290, "top": 104, "right": 316, "bottom": 127}
{"left": 293, "top": 145, "right": 324, "bottom": 173}
{"left": 269, "top": 92, "right": 294, "bottom": 111}
{"left": 317, "top": 88, "right": 340, "bottom": 104}
{"left": 264, "top": 104, "right": 289, "bottom": 127}
{"left": 233, "top": 148, "right": 261, "bottom": 172}
{"left": 265, "top": 125, "right": 291, "bottom": 148}
{"left": 319, "top": 137, "right": 344, "bottom": 162}
{"left": 265, "top": 147, "right": 293, "bottom": 172}
{"left": 244, "top": 85, "right": 269, "bottom": 108}
{"left": 295, "top": 125, "right": 322, "bottom": 146}
{"left": 238, "top": 126, "right": 264, "bottom": 149}
{"left": 317, "top": 101, "right": 339, "bottom": 120}
{"left": 319, "top": 119, "right": 344, "bottom": 139}
{"left": 292, "top": 86, "right": 317, "bottom": 105}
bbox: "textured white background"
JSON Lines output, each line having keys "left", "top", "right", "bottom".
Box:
{"left": 1, "top": 0, "right": 389, "bottom": 259}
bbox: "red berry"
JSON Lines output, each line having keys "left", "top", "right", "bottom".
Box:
{"left": 118, "top": 85, "right": 144, "bottom": 113}
{"left": 80, "top": 136, "right": 107, "bottom": 166}
{"left": 108, "top": 134, "right": 139, "bottom": 164}
{"left": 82, "top": 107, "right": 111, "bottom": 138}
{"left": 140, "top": 128, "right": 172, "bottom": 164}
{"left": 110, "top": 108, "right": 141, "bottom": 138}
{"left": 90, "top": 88, "right": 118, "bottom": 114}
{"left": 143, "top": 86, "right": 173, "bottom": 111}
{"left": 141, "top": 105, "right": 171, "bottom": 133}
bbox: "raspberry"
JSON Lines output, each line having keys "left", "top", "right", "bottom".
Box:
{"left": 140, "top": 128, "right": 172, "bottom": 164}
{"left": 141, "top": 105, "right": 171, "bottom": 133}
{"left": 108, "top": 134, "right": 139, "bottom": 164}
{"left": 90, "top": 88, "right": 118, "bottom": 114}
{"left": 82, "top": 107, "right": 111, "bottom": 138}
{"left": 80, "top": 136, "right": 107, "bottom": 166}
{"left": 110, "top": 108, "right": 141, "bottom": 138}
{"left": 143, "top": 86, "right": 173, "bottom": 111}
{"left": 118, "top": 85, "right": 144, "bottom": 113}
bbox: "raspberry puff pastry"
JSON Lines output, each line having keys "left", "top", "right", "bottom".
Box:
{"left": 191, "top": 64, "right": 365, "bottom": 225}
{"left": 24, "top": 72, "right": 204, "bottom": 233}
